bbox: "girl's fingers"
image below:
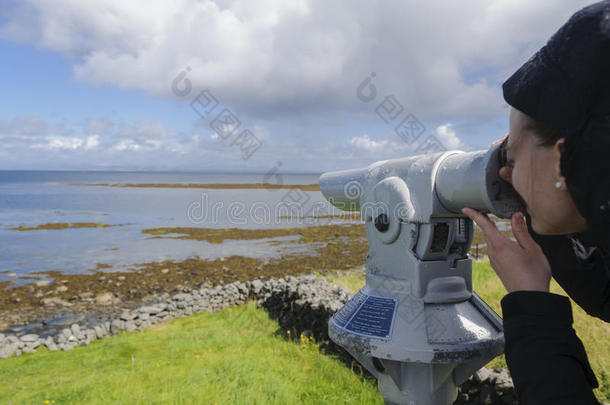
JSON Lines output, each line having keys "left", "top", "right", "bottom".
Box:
{"left": 499, "top": 166, "right": 512, "bottom": 183}
{"left": 462, "top": 207, "right": 507, "bottom": 248}
{"left": 462, "top": 207, "right": 498, "bottom": 235}
{"left": 510, "top": 211, "right": 534, "bottom": 250}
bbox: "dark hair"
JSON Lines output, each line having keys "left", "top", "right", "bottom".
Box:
{"left": 522, "top": 114, "right": 563, "bottom": 147}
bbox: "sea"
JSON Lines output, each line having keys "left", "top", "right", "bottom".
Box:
{"left": 0, "top": 170, "right": 345, "bottom": 285}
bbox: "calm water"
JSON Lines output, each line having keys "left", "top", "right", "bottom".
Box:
{"left": 0, "top": 170, "right": 347, "bottom": 285}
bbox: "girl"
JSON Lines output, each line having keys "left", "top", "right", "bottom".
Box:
{"left": 462, "top": 1, "right": 610, "bottom": 404}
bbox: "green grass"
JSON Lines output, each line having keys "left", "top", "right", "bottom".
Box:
{"left": 327, "top": 259, "right": 610, "bottom": 403}
{"left": 1, "top": 261, "right": 607, "bottom": 403}
{"left": 321, "top": 268, "right": 366, "bottom": 293}
{"left": 0, "top": 302, "right": 382, "bottom": 405}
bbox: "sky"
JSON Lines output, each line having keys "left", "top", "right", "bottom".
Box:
{"left": 0, "top": 0, "right": 597, "bottom": 173}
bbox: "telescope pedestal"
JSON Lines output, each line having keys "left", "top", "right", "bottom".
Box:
{"left": 328, "top": 221, "right": 504, "bottom": 405}
{"left": 330, "top": 284, "right": 503, "bottom": 405}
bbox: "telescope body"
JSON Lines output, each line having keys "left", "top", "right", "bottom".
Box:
{"left": 320, "top": 144, "right": 523, "bottom": 405}
{"left": 319, "top": 147, "right": 523, "bottom": 219}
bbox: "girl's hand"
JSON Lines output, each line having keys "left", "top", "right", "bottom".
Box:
{"left": 461, "top": 207, "right": 551, "bottom": 293}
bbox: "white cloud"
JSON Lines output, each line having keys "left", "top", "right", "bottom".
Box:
{"left": 84, "top": 135, "right": 100, "bottom": 150}
{"left": 113, "top": 139, "right": 141, "bottom": 152}
{"left": 349, "top": 134, "right": 393, "bottom": 152}
{"left": 32, "top": 136, "right": 83, "bottom": 150}
{"left": 347, "top": 133, "right": 417, "bottom": 158}
{"left": 28, "top": 134, "right": 100, "bottom": 151}
{"left": 0, "top": 0, "right": 595, "bottom": 123}
{"left": 0, "top": 114, "right": 190, "bottom": 157}
{"left": 347, "top": 123, "right": 470, "bottom": 160}
{"left": 111, "top": 137, "right": 163, "bottom": 152}
{"left": 434, "top": 124, "right": 468, "bottom": 151}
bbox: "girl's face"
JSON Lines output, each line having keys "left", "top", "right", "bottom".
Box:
{"left": 501, "top": 108, "right": 587, "bottom": 235}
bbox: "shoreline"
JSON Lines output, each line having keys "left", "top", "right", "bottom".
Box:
{"left": 69, "top": 182, "right": 321, "bottom": 191}
{"left": 0, "top": 219, "right": 502, "bottom": 329}
{"left": 0, "top": 223, "right": 368, "bottom": 329}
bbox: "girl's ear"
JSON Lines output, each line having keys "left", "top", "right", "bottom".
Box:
{"left": 554, "top": 138, "right": 566, "bottom": 179}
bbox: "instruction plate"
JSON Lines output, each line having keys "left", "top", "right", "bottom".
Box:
{"left": 332, "top": 292, "right": 396, "bottom": 339}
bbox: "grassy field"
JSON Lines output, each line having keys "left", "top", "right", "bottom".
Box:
{"left": 326, "top": 259, "right": 610, "bottom": 403}
{"left": 0, "top": 301, "right": 382, "bottom": 404}
{"left": 0, "top": 259, "right": 607, "bottom": 403}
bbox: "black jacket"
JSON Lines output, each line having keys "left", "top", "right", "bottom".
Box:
{"left": 500, "top": 213, "right": 610, "bottom": 404}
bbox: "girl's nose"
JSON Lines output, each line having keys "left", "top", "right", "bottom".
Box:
{"left": 499, "top": 166, "right": 513, "bottom": 184}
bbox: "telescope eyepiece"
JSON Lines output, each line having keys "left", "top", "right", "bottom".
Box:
{"left": 498, "top": 138, "right": 513, "bottom": 168}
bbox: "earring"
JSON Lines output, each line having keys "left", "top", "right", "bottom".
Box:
{"left": 555, "top": 181, "right": 562, "bottom": 189}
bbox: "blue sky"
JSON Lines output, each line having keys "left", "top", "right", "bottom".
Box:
{"left": 0, "top": 0, "right": 595, "bottom": 173}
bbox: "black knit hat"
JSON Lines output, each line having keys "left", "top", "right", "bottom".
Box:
{"left": 502, "top": 0, "right": 610, "bottom": 253}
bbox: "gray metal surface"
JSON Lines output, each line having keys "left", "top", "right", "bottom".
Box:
{"left": 322, "top": 144, "right": 511, "bottom": 405}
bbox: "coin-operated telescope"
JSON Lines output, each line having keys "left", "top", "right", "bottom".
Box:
{"left": 319, "top": 142, "right": 524, "bottom": 405}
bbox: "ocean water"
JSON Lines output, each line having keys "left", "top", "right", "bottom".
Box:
{"left": 0, "top": 171, "right": 348, "bottom": 284}
{"left": 0, "top": 170, "right": 319, "bottom": 185}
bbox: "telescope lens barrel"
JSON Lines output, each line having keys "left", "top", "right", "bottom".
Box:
{"left": 319, "top": 143, "right": 525, "bottom": 219}
{"left": 435, "top": 144, "right": 525, "bottom": 219}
